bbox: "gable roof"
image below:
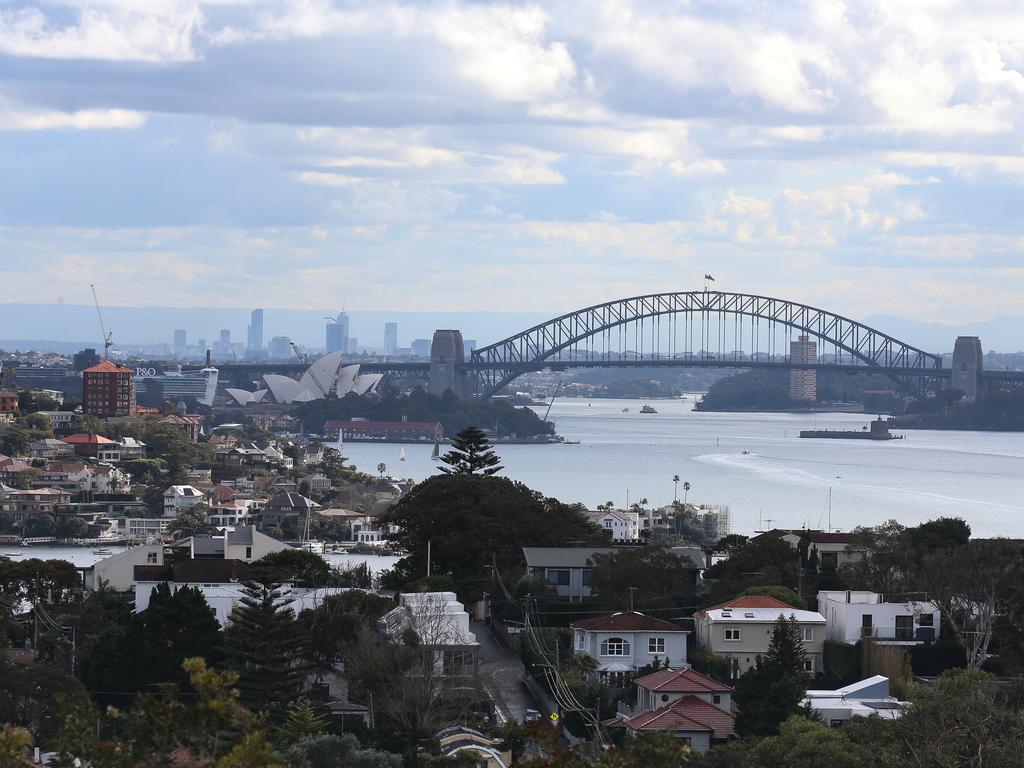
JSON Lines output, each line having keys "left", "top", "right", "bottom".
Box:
{"left": 623, "top": 695, "right": 734, "bottom": 739}
{"left": 62, "top": 433, "right": 116, "bottom": 445}
{"left": 571, "top": 611, "right": 684, "bottom": 633}
{"left": 634, "top": 667, "right": 733, "bottom": 694}
{"left": 695, "top": 595, "right": 793, "bottom": 618}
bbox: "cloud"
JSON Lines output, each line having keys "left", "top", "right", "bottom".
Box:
{"left": 0, "top": 102, "right": 146, "bottom": 131}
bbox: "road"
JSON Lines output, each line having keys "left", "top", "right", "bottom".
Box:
{"left": 471, "top": 620, "right": 537, "bottom": 723}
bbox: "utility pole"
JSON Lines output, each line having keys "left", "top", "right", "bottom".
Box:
{"left": 628, "top": 586, "right": 637, "bottom": 612}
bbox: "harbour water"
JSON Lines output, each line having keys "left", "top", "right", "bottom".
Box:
{"left": 341, "top": 397, "right": 1024, "bottom": 538}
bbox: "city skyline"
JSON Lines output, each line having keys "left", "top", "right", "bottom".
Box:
{"left": 2, "top": 1, "right": 1024, "bottom": 323}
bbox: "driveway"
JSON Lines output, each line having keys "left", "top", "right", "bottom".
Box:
{"left": 471, "top": 620, "right": 537, "bottom": 723}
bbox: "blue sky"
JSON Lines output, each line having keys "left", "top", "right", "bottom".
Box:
{"left": 2, "top": 0, "right": 1024, "bottom": 324}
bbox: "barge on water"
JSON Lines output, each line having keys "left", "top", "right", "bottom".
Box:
{"left": 799, "top": 417, "right": 904, "bottom": 441}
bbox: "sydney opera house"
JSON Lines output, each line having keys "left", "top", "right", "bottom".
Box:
{"left": 225, "top": 351, "right": 383, "bottom": 405}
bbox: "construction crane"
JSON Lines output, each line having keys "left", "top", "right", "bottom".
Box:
{"left": 289, "top": 341, "right": 307, "bottom": 364}
{"left": 90, "top": 283, "right": 113, "bottom": 359}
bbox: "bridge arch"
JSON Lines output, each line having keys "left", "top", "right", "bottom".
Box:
{"left": 470, "top": 290, "right": 943, "bottom": 398}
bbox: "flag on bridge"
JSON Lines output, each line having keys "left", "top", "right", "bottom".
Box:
{"left": 704, "top": 274, "right": 715, "bottom": 281}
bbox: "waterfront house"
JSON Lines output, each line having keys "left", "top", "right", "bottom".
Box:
{"left": 589, "top": 509, "right": 641, "bottom": 542}
{"left": 260, "top": 492, "right": 318, "bottom": 530}
{"left": 694, "top": 596, "right": 826, "bottom": 676}
{"left": 570, "top": 611, "right": 689, "bottom": 685}
{"left": 0, "top": 487, "right": 72, "bottom": 525}
{"left": 61, "top": 433, "right": 117, "bottom": 458}
{"left": 29, "top": 438, "right": 74, "bottom": 460}
{"left": 817, "top": 590, "right": 940, "bottom": 645}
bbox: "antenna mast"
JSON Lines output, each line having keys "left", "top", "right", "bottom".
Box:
{"left": 90, "top": 283, "right": 113, "bottom": 359}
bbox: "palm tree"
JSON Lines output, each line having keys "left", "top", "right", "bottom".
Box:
{"left": 683, "top": 481, "right": 691, "bottom": 506}
{"left": 376, "top": 462, "right": 387, "bottom": 479}
{"left": 672, "top": 474, "right": 680, "bottom": 503}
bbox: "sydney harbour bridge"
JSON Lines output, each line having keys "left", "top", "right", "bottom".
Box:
{"left": 206, "top": 290, "right": 1022, "bottom": 400}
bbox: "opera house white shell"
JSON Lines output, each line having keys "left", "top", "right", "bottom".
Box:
{"left": 226, "top": 355, "right": 379, "bottom": 405}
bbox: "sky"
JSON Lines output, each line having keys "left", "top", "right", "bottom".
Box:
{"left": 2, "top": 0, "right": 1024, "bottom": 326}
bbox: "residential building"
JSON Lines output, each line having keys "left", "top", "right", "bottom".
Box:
{"left": 789, "top": 334, "right": 817, "bottom": 401}
{"left": 159, "top": 414, "right": 202, "bottom": 442}
{"left": 0, "top": 488, "right": 72, "bottom": 525}
{"left": 260, "top": 492, "right": 318, "bottom": 529}
{"left": 247, "top": 309, "right": 264, "bottom": 352}
{"left": 304, "top": 473, "right": 331, "bottom": 493}
{"left": 384, "top": 322, "right": 398, "bottom": 357}
{"left": 29, "top": 438, "right": 74, "bottom": 460}
{"left": 162, "top": 484, "right": 206, "bottom": 517}
{"left": 325, "top": 312, "right": 349, "bottom": 355}
{"left": 84, "top": 544, "right": 164, "bottom": 591}
{"left": 82, "top": 360, "right": 136, "bottom": 416}
{"left": 381, "top": 592, "right": 479, "bottom": 678}
{"left": 751, "top": 529, "right": 864, "bottom": 572}
{"left": 589, "top": 509, "right": 640, "bottom": 542}
{"left": 0, "top": 456, "right": 33, "bottom": 485}
{"left": 570, "top": 611, "right": 689, "bottom": 685}
{"left": 32, "top": 411, "right": 78, "bottom": 432}
{"left": 323, "top": 419, "right": 444, "bottom": 443}
{"left": 522, "top": 546, "right": 616, "bottom": 602}
{"left": 300, "top": 443, "right": 325, "bottom": 467}
{"left": 694, "top": 596, "right": 827, "bottom": 676}
{"left": 168, "top": 526, "right": 289, "bottom": 563}
{"left": 32, "top": 462, "right": 94, "bottom": 493}
{"left": 629, "top": 667, "right": 733, "bottom": 715}
{"left": 61, "top": 432, "right": 117, "bottom": 458}
{"left": 351, "top": 516, "right": 396, "bottom": 545}
{"left": 116, "top": 437, "right": 148, "bottom": 459}
{"left": 116, "top": 517, "right": 168, "bottom": 541}
{"left": 804, "top": 676, "right": 907, "bottom": 726}
{"left": 817, "top": 591, "right": 940, "bottom": 644}
{"left": 0, "top": 391, "right": 18, "bottom": 414}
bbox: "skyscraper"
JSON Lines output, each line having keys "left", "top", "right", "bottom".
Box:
{"left": 384, "top": 322, "right": 398, "bottom": 357}
{"left": 326, "top": 311, "right": 349, "bottom": 354}
{"left": 247, "top": 309, "right": 264, "bottom": 351}
{"left": 173, "top": 329, "right": 187, "bottom": 352}
{"left": 789, "top": 335, "right": 817, "bottom": 401}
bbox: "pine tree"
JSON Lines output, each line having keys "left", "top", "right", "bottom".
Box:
{"left": 277, "top": 698, "right": 328, "bottom": 748}
{"left": 223, "top": 582, "right": 307, "bottom": 717}
{"left": 735, "top": 616, "right": 809, "bottom": 737}
{"left": 438, "top": 426, "right": 503, "bottom": 476}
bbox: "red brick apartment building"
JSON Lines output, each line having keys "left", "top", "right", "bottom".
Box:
{"left": 82, "top": 361, "right": 136, "bottom": 417}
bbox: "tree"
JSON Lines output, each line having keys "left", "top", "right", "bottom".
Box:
{"left": 672, "top": 474, "right": 680, "bottom": 502}
{"left": 0, "top": 725, "right": 34, "bottom": 767}
{"left": 588, "top": 548, "right": 698, "bottom": 613}
{"left": 251, "top": 549, "right": 333, "bottom": 587}
{"left": 919, "top": 538, "right": 1024, "bottom": 668}
{"left": 57, "top": 516, "right": 90, "bottom": 539}
{"left": 277, "top": 699, "right": 328, "bottom": 748}
{"left": 285, "top": 734, "right": 402, "bottom": 768}
{"left": 224, "top": 582, "right": 307, "bottom": 716}
{"left": 173, "top": 501, "right": 210, "bottom": 534}
{"left": 702, "top": 537, "right": 799, "bottom": 604}
{"left": 24, "top": 513, "right": 56, "bottom": 537}
{"left": 377, "top": 462, "right": 387, "bottom": 479}
{"left": 0, "top": 656, "right": 91, "bottom": 743}
{"left": 380, "top": 474, "right": 605, "bottom": 600}
{"left": 438, "top": 426, "right": 503, "bottom": 476}
{"left": 683, "top": 480, "right": 691, "bottom": 505}
{"left": 753, "top": 716, "right": 875, "bottom": 768}
{"left": 318, "top": 446, "right": 347, "bottom": 483}
{"left": 734, "top": 616, "right": 809, "bottom": 737}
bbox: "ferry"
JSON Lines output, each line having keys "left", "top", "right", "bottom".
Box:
{"left": 640, "top": 404, "right": 658, "bottom": 414}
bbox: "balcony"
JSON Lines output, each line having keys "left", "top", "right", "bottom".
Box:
{"left": 861, "top": 626, "right": 935, "bottom": 643}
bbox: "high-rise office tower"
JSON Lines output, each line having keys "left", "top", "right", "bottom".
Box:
{"left": 247, "top": 309, "right": 264, "bottom": 351}
{"left": 384, "top": 322, "right": 398, "bottom": 357}
{"left": 326, "top": 311, "right": 350, "bottom": 354}
{"left": 463, "top": 339, "right": 477, "bottom": 358}
{"left": 789, "top": 335, "right": 817, "bottom": 401}
{"left": 268, "top": 336, "right": 292, "bottom": 359}
{"left": 411, "top": 338, "right": 431, "bottom": 358}
{"left": 173, "top": 329, "right": 187, "bottom": 351}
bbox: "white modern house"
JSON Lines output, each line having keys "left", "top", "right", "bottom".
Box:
{"left": 570, "top": 611, "right": 689, "bottom": 685}
{"left": 83, "top": 544, "right": 164, "bottom": 591}
{"left": 694, "top": 596, "right": 826, "bottom": 676}
{"left": 116, "top": 517, "right": 168, "bottom": 541}
{"left": 804, "top": 675, "right": 907, "bottom": 726}
{"left": 381, "top": 592, "right": 480, "bottom": 678}
{"left": 162, "top": 484, "right": 207, "bottom": 517}
{"left": 817, "top": 591, "right": 940, "bottom": 644}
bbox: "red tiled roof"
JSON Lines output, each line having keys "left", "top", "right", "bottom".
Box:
{"left": 571, "top": 611, "right": 684, "bottom": 633}
{"left": 62, "top": 433, "right": 116, "bottom": 445}
{"left": 84, "top": 360, "right": 132, "bottom": 373}
{"left": 695, "top": 595, "right": 792, "bottom": 618}
{"left": 623, "top": 695, "right": 734, "bottom": 739}
{"left": 634, "top": 667, "right": 733, "bottom": 694}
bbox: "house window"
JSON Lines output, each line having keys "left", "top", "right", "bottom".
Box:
{"left": 918, "top": 613, "right": 934, "bottom": 627}
{"left": 648, "top": 637, "right": 665, "bottom": 654}
{"left": 803, "top": 659, "right": 814, "bottom": 673}
{"left": 575, "top": 631, "right": 585, "bottom": 651}
{"left": 661, "top": 694, "right": 670, "bottom": 702}
{"left": 802, "top": 628, "right": 814, "bottom": 642}
{"left": 581, "top": 570, "right": 593, "bottom": 587}
{"left": 724, "top": 627, "right": 741, "bottom": 641}
{"left": 600, "top": 637, "right": 630, "bottom": 656}
{"left": 146, "top": 552, "right": 158, "bottom": 564}
{"left": 245, "top": 546, "right": 252, "bottom": 559}
{"left": 713, "top": 695, "right": 721, "bottom": 705}
{"left": 546, "top": 569, "right": 570, "bottom": 586}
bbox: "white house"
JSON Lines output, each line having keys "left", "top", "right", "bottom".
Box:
{"left": 381, "top": 592, "right": 480, "bottom": 677}
{"left": 590, "top": 509, "right": 641, "bottom": 542}
{"left": 117, "top": 437, "right": 148, "bottom": 459}
{"left": 33, "top": 411, "right": 78, "bottom": 431}
{"left": 171, "top": 526, "right": 291, "bottom": 563}
{"left": 817, "top": 591, "right": 940, "bottom": 645}
{"left": 116, "top": 517, "right": 168, "bottom": 541}
{"left": 162, "top": 484, "right": 206, "bottom": 517}
{"left": 804, "top": 675, "right": 907, "bottom": 726}
{"left": 83, "top": 544, "right": 164, "bottom": 591}
{"left": 304, "top": 473, "right": 331, "bottom": 493}
{"left": 571, "top": 611, "right": 689, "bottom": 685}
{"left": 694, "top": 596, "right": 826, "bottom": 676}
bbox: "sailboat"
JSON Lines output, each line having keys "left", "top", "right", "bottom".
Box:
{"left": 299, "top": 508, "right": 325, "bottom": 555}
{"left": 431, "top": 441, "right": 440, "bottom": 461}
{"left": 400, "top": 447, "right": 406, "bottom": 462}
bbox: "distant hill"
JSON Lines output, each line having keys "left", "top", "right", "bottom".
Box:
{"left": 864, "top": 315, "right": 1024, "bottom": 354}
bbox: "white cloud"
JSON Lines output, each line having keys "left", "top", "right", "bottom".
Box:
{"left": 0, "top": 100, "right": 145, "bottom": 131}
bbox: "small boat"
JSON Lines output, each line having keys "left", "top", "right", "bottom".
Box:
{"left": 640, "top": 405, "right": 657, "bottom": 414}
{"left": 400, "top": 447, "right": 406, "bottom": 462}
{"left": 3, "top": 551, "right": 21, "bottom": 557}
{"left": 622, "top": 408, "right": 630, "bottom": 413}
{"left": 741, "top": 449, "right": 750, "bottom": 455}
